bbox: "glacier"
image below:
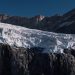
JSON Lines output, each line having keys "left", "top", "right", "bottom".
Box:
{"left": 0, "top": 22, "right": 75, "bottom": 53}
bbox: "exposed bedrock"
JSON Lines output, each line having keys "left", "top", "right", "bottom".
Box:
{"left": 0, "top": 44, "right": 75, "bottom": 75}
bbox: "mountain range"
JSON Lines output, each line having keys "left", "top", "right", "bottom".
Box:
{"left": 0, "top": 9, "right": 75, "bottom": 34}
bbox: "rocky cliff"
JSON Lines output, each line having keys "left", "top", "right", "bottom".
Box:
{"left": 0, "top": 43, "right": 75, "bottom": 75}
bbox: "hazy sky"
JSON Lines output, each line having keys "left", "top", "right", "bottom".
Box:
{"left": 0, "top": 0, "right": 75, "bottom": 17}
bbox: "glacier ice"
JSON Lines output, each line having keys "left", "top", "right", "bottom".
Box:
{"left": 0, "top": 23, "right": 75, "bottom": 53}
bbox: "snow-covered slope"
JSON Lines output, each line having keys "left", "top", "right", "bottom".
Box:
{"left": 0, "top": 22, "right": 75, "bottom": 53}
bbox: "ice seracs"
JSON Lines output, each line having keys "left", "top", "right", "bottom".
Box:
{"left": 0, "top": 22, "right": 75, "bottom": 53}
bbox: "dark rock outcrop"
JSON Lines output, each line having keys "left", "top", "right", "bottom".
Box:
{"left": 0, "top": 44, "right": 75, "bottom": 75}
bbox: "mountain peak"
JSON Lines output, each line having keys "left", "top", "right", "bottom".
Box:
{"left": 35, "top": 15, "right": 45, "bottom": 22}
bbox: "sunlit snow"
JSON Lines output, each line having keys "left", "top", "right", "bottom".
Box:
{"left": 0, "top": 22, "right": 75, "bottom": 53}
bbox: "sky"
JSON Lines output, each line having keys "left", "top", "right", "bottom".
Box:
{"left": 0, "top": 0, "right": 75, "bottom": 17}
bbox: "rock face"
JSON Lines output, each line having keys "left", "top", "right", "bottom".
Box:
{"left": 0, "top": 44, "right": 75, "bottom": 75}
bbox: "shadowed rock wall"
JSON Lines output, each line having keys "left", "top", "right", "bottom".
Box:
{"left": 0, "top": 44, "right": 75, "bottom": 75}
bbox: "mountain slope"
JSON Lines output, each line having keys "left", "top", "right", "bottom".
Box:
{"left": 55, "top": 9, "right": 75, "bottom": 33}
{"left": 0, "top": 23, "right": 75, "bottom": 53}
